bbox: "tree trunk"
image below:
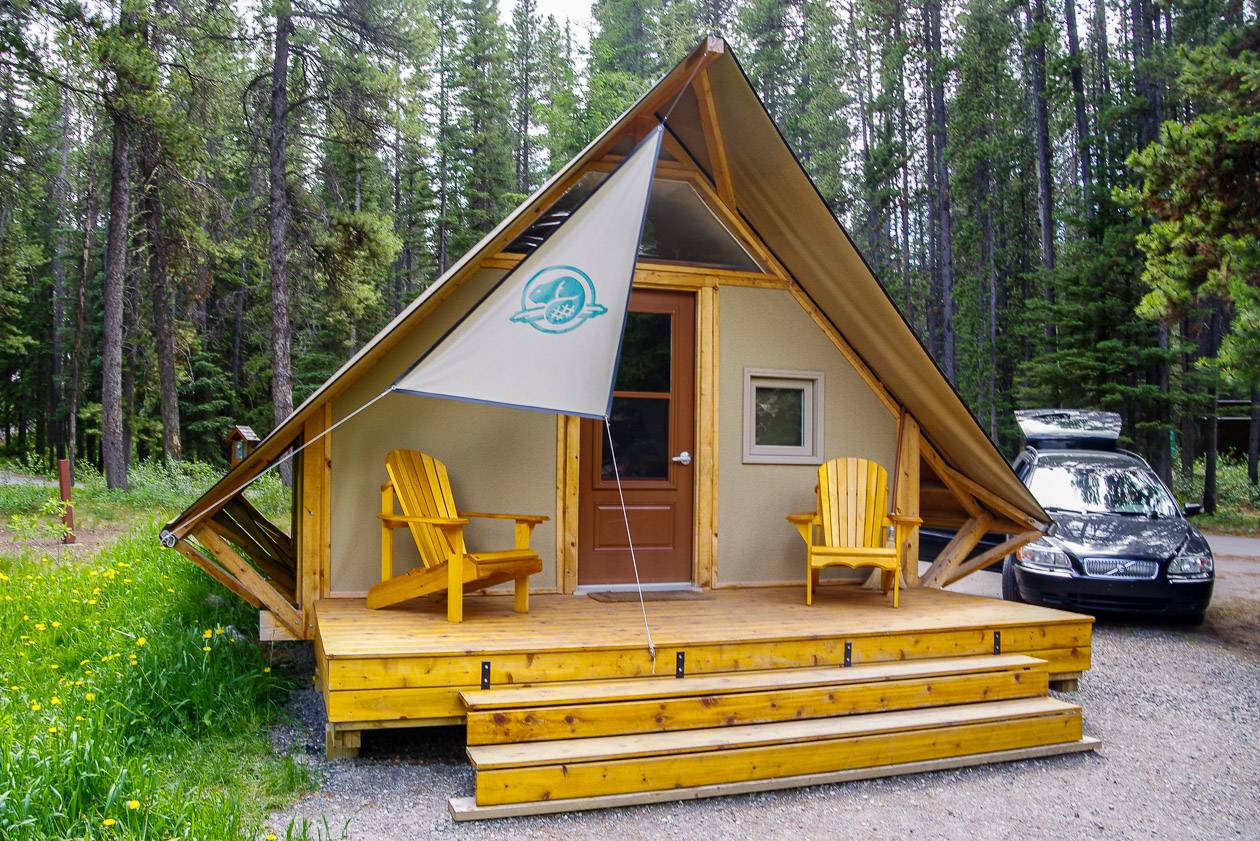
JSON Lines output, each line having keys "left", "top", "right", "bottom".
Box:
{"left": 122, "top": 251, "right": 141, "bottom": 470}
{"left": 1026, "top": 0, "right": 1056, "bottom": 287}
{"left": 69, "top": 140, "right": 95, "bottom": 474}
{"left": 142, "top": 135, "right": 181, "bottom": 461}
{"left": 101, "top": 110, "right": 131, "bottom": 490}
{"left": 1064, "top": 0, "right": 1092, "bottom": 211}
{"left": 925, "top": 0, "right": 955, "bottom": 380}
{"left": 268, "top": 6, "right": 295, "bottom": 480}
{"left": 50, "top": 92, "right": 70, "bottom": 461}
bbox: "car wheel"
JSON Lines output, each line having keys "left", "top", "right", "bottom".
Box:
{"left": 1180, "top": 611, "right": 1206, "bottom": 626}
{"left": 1001, "top": 555, "right": 1023, "bottom": 603}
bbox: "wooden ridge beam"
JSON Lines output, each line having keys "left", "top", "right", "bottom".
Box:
{"left": 694, "top": 67, "right": 736, "bottom": 210}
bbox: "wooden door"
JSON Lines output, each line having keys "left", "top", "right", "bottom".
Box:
{"left": 579, "top": 289, "right": 695, "bottom": 585}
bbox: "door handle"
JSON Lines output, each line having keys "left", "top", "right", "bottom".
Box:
{"left": 671, "top": 451, "right": 692, "bottom": 466}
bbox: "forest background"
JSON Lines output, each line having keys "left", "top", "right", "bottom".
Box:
{"left": 0, "top": 0, "right": 1257, "bottom": 513}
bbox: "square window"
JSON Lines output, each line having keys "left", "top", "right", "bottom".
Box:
{"left": 743, "top": 369, "right": 824, "bottom": 464}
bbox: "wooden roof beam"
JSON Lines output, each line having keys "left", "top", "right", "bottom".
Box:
{"left": 694, "top": 67, "right": 736, "bottom": 211}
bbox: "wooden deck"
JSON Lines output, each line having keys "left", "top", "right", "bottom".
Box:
{"left": 314, "top": 585, "right": 1092, "bottom": 733}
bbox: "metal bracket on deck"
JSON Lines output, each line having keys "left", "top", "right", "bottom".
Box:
{"left": 993, "top": 630, "right": 1001, "bottom": 655}
{"left": 844, "top": 640, "right": 852, "bottom": 668}
{"left": 675, "top": 651, "right": 686, "bottom": 679}
{"left": 480, "top": 661, "right": 491, "bottom": 690}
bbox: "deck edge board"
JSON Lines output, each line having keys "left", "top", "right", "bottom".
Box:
{"left": 449, "top": 737, "right": 1101, "bottom": 820}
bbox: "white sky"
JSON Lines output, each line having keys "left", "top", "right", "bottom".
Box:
{"left": 498, "top": 0, "right": 595, "bottom": 38}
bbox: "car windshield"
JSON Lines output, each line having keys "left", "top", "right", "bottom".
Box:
{"left": 1027, "top": 463, "right": 1179, "bottom": 518}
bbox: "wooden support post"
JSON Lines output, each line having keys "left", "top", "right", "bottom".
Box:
{"left": 892, "top": 414, "right": 921, "bottom": 585}
{"left": 921, "top": 514, "right": 993, "bottom": 588}
{"left": 556, "top": 415, "right": 580, "bottom": 594}
{"left": 300, "top": 404, "right": 332, "bottom": 638}
{"left": 325, "top": 724, "right": 361, "bottom": 759}
{"left": 695, "top": 284, "right": 719, "bottom": 588}
{"left": 197, "top": 526, "right": 303, "bottom": 637}
{"left": 173, "top": 540, "right": 264, "bottom": 610}
{"left": 944, "top": 530, "right": 1042, "bottom": 587}
{"left": 57, "top": 458, "right": 75, "bottom": 544}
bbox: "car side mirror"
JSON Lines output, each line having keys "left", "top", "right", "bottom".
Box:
{"left": 1183, "top": 503, "right": 1203, "bottom": 518}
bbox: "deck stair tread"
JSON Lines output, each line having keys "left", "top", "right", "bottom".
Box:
{"left": 459, "top": 653, "right": 1046, "bottom": 710}
{"left": 466, "top": 696, "right": 1080, "bottom": 769}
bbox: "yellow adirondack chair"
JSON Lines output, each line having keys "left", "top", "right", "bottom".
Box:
{"left": 787, "top": 457, "right": 921, "bottom": 608}
{"left": 366, "top": 450, "right": 547, "bottom": 622}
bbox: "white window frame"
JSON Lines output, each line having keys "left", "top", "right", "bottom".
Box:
{"left": 742, "top": 368, "right": 825, "bottom": 465}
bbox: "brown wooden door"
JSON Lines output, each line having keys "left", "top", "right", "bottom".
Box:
{"left": 579, "top": 289, "right": 695, "bottom": 585}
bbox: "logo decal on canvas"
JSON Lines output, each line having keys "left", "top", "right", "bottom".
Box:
{"left": 510, "top": 265, "right": 607, "bottom": 334}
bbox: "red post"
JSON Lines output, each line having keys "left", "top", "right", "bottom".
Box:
{"left": 57, "top": 458, "right": 75, "bottom": 545}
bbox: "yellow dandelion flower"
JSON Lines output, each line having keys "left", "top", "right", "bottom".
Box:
{"left": 51, "top": 621, "right": 61, "bottom": 628}
{"left": 263, "top": 667, "right": 272, "bottom": 673}
{"left": 50, "top": 696, "right": 60, "bottom": 706}
{"left": 0, "top": 571, "right": 8, "bottom": 580}
{"left": 214, "top": 626, "right": 224, "bottom": 635}
{"left": 85, "top": 692, "right": 95, "bottom": 701}
{"left": 103, "top": 818, "right": 116, "bottom": 827}
{"left": 30, "top": 702, "right": 40, "bottom": 711}
{"left": 35, "top": 623, "right": 46, "bottom": 631}
{"left": 135, "top": 637, "right": 146, "bottom": 647}
{"left": 202, "top": 629, "right": 213, "bottom": 639}
{"left": 166, "top": 587, "right": 174, "bottom": 593}
{"left": 75, "top": 715, "right": 84, "bottom": 721}
{"left": 202, "top": 645, "right": 211, "bottom": 652}
{"left": 127, "top": 800, "right": 140, "bottom": 810}
{"left": 49, "top": 664, "right": 59, "bottom": 671}
{"left": 87, "top": 599, "right": 97, "bottom": 605}
{"left": 48, "top": 727, "right": 57, "bottom": 734}
{"left": 266, "top": 834, "right": 278, "bottom": 841}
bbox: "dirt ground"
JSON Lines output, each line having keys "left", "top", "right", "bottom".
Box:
{"left": 266, "top": 534, "right": 1260, "bottom": 840}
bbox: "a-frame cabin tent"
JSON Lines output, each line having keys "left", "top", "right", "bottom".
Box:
{"left": 163, "top": 38, "right": 1096, "bottom": 817}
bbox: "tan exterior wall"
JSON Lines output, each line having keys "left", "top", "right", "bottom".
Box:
{"left": 329, "top": 268, "right": 557, "bottom": 594}
{"left": 716, "top": 286, "right": 897, "bottom": 584}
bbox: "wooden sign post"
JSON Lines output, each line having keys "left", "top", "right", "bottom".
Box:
{"left": 57, "top": 458, "right": 75, "bottom": 544}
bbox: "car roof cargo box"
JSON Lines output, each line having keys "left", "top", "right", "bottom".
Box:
{"left": 1015, "top": 409, "right": 1122, "bottom": 451}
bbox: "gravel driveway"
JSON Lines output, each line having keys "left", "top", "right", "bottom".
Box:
{"left": 269, "top": 537, "right": 1260, "bottom": 840}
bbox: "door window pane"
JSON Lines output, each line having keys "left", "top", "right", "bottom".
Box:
{"left": 755, "top": 386, "right": 805, "bottom": 447}
{"left": 615, "top": 312, "right": 672, "bottom": 392}
{"left": 602, "top": 397, "right": 670, "bottom": 480}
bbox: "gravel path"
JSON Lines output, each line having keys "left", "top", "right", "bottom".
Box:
{"left": 270, "top": 540, "right": 1260, "bottom": 840}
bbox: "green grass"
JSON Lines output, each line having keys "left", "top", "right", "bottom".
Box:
{"left": 1173, "top": 454, "right": 1260, "bottom": 536}
{"left": 1, "top": 459, "right": 291, "bottom": 537}
{"left": 0, "top": 514, "right": 315, "bottom": 838}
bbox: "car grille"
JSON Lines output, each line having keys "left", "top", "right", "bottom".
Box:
{"left": 1082, "top": 557, "right": 1159, "bottom": 579}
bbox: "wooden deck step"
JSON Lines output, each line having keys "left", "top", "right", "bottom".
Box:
{"left": 462, "top": 654, "right": 1049, "bottom": 744}
{"left": 470, "top": 696, "right": 1084, "bottom": 805}
{"left": 461, "top": 653, "right": 1045, "bottom": 709}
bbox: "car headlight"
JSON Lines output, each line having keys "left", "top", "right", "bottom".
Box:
{"left": 1016, "top": 542, "right": 1072, "bottom": 572}
{"left": 1168, "top": 550, "right": 1213, "bottom": 580}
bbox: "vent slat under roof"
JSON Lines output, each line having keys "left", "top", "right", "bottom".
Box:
{"left": 506, "top": 172, "right": 762, "bottom": 272}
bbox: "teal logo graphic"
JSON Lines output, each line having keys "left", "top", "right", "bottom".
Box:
{"left": 510, "top": 265, "right": 607, "bottom": 334}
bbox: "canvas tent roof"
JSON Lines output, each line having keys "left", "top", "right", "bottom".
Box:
{"left": 164, "top": 37, "right": 1045, "bottom": 542}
